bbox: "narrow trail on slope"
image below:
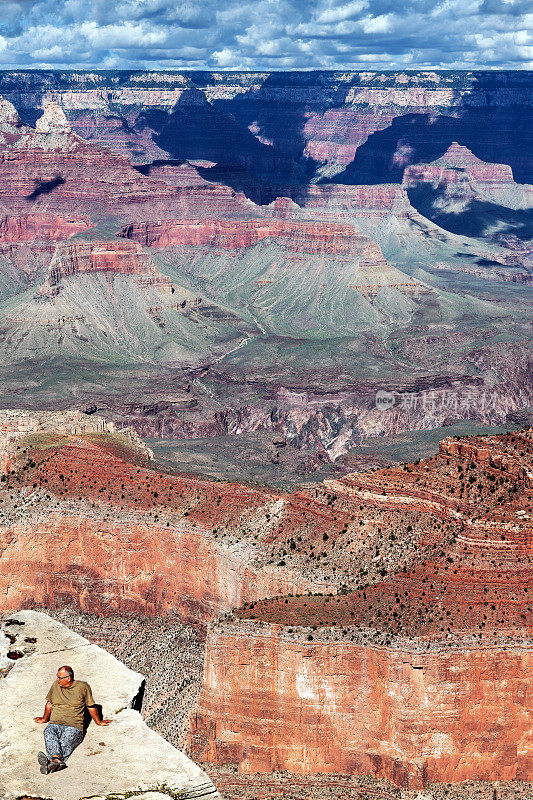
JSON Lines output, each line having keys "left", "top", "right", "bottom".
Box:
{"left": 212, "top": 334, "right": 257, "bottom": 365}
{"left": 245, "top": 303, "right": 269, "bottom": 335}
{"left": 193, "top": 328, "right": 263, "bottom": 408}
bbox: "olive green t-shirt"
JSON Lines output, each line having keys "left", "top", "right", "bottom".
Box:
{"left": 46, "top": 680, "right": 96, "bottom": 731}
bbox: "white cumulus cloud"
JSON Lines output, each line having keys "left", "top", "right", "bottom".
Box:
{"left": 0, "top": 0, "right": 530, "bottom": 68}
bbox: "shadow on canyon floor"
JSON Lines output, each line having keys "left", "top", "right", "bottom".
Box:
{"left": 137, "top": 73, "right": 533, "bottom": 202}
{"left": 407, "top": 183, "right": 533, "bottom": 240}
{"left": 331, "top": 105, "right": 533, "bottom": 187}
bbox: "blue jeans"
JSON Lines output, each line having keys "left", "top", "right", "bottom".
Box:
{"left": 44, "top": 723, "right": 84, "bottom": 761}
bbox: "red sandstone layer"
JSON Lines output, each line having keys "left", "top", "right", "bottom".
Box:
{"left": 402, "top": 142, "right": 517, "bottom": 193}
{"left": 0, "top": 213, "right": 91, "bottom": 242}
{"left": 121, "top": 218, "right": 370, "bottom": 254}
{"left": 190, "top": 622, "right": 533, "bottom": 788}
{"left": 301, "top": 184, "right": 412, "bottom": 218}
{"left": 0, "top": 513, "right": 327, "bottom": 619}
{"left": 0, "top": 101, "right": 256, "bottom": 222}
{"left": 45, "top": 240, "right": 173, "bottom": 291}
{"left": 0, "top": 130, "right": 177, "bottom": 213}
{"left": 0, "top": 431, "right": 332, "bottom": 619}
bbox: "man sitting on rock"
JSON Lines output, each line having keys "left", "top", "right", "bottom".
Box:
{"left": 34, "top": 664, "right": 111, "bottom": 774}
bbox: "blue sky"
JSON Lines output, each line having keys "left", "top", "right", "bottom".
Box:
{"left": 0, "top": 0, "right": 531, "bottom": 70}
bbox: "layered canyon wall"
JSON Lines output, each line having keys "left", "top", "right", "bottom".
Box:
{"left": 46, "top": 240, "right": 174, "bottom": 292}
{"left": 122, "top": 218, "right": 370, "bottom": 254}
{"left": 1, "top": 71, "right": 531, "bottom": 184}
{"left": 0, "top": 416, "right": 333, "bottom": 620}
{"left": 188, "top": 429, "right": 533, "bottom": 789}
{"left": 0, "top": 213, "right": 91, "bottom": 242}
{"left": 190, "top": 622, "right": 533, "bottom": 788}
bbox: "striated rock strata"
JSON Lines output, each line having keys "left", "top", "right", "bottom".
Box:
{"left": 190, "top": 621, "right": 532, "bottom": 788}
{"left": 1, "top": 71, "right": 531, "bottom": 184}
{"left": 403, "top": 142, "right": 533, "bottom": 209}
{"left": 0, "top": 421, "right": 333, "bottom": 620}
{"left": 0, "top": 98, "right": 254, "bottom": 222}
{"left": 188, "top": 429, "right": 533, "bottom": 790}
{"left": 122, "top": 218, "right": 371, "bottom": 254}
{"left": 0, "top": 213, "right": 91, "bottom": 242}
{"left": 44, "top": 240, "right": 174, "bottom": 292}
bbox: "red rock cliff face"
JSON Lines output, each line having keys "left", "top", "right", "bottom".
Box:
{"left": 300, "top": 184, "right": 412, "bottom": 218}
{"left": 439, "top": 433, "right": 533, "bottom": 487}
{"left": 0, "top": 514, "right": 327, "bottom": 619}
{"left": 0, "top": 432, "right": 332, "bottom": 620}
{"left": 0, "top": 213, "right": 91, "bottom": 242}
{"left": 0, "top": 99, "right": 262, "bottom": 223}
{"left": 135, "top": 161, "right": 256, "bottom": 219}
{"left": 121, "top": 218, "right": 369, "bottom": 255}
{"left": 3, "top": 71, "right": 531, "bottom": 182}
{"left": 46, "top": 240, "right": 173, "bottom": 291}
{"left": 190, "top": 623, "right": 533, "bottom": 788}
{"left": 0, "top": 101, "right": 230, "bottom": 221}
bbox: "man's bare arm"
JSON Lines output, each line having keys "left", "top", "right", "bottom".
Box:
{"left": 34, "top": 700, "right": 52, "bottom": 723}
{"left": 87, "top": 706, "right": 111, "bottom": 726}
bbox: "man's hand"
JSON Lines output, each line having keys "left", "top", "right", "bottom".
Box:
{"left": 34, "top": 701, "right": 52, "bottom": 724}
{"left": 88, "top": 707, "right": 111, "bottom": 726}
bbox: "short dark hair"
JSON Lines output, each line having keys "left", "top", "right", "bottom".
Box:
{"left": 58, "top": 665, "right": 74, "bottom": 679}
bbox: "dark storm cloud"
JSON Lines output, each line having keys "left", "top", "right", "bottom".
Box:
{"left": 0, "top": 0, "right": 530, "bottom": 69}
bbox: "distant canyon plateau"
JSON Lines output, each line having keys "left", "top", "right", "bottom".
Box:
{"left": 0, "top": 70, "right": 531, "bottom": 799}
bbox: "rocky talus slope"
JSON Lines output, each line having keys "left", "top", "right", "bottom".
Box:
{"left": 188, "top": 429, "right": 533, "bottom": 792}
{"left": 1, "top": 237, "right": 258, "bottom": 366}
{"left": 0, "top": 610, "right": 218, "bottom": 800}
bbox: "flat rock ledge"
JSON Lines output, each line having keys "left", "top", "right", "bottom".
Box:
{"left": 0, "top": 610, "right": 219, "bottom": 800}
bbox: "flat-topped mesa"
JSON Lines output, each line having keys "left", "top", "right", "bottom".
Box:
{"left": 0, "top": 213, "right": 91, "bottom": 242}
{"left": 403, "top": 142, "right": 515, "bottom": 192}
{"left": 45, "top": 240, "right": 174, "bottom": 292}
{"left": 301, "top": 183, "right": 412, "bottom": 218}
{"left": 121, "top": 218, "right": 369, "bottom": 255}
{"left": 0, "top": 408, "right": 148, "bottom": 474}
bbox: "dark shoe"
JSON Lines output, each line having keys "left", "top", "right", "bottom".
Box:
{"left": 47, "top": 757, "right": 66, "bottom": 773}
{"left": 37, "top": 751, "right": 49, "bottom": 766}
